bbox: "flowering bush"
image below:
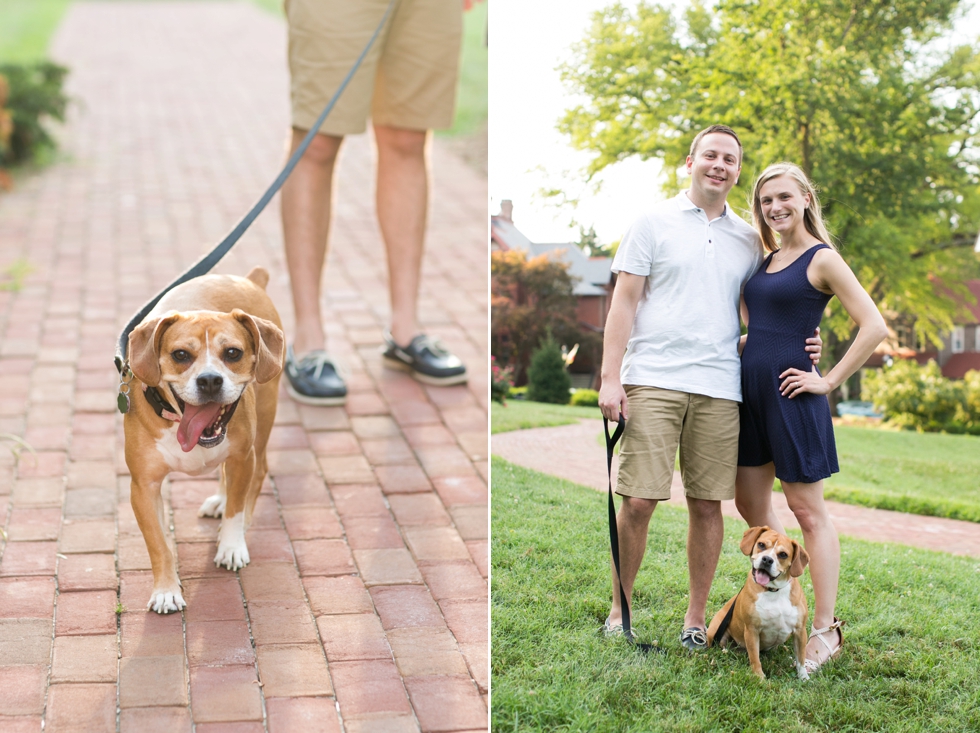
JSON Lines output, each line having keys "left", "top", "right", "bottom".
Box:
{"left": 862, "top": 359, "right": 980, "bottom": 434}
{"left": 491, "top": 356, "right": 514, "bottom": 404}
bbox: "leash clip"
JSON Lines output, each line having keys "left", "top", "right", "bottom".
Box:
{"left": 117, "top": 363, "right": 133, "bottom": 414}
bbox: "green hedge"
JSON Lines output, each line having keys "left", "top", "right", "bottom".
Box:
{"left": 569, "top": 388, "right": 598, "bottom": 407}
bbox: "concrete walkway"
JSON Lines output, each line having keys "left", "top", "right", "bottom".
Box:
{"left": 492, "top": 420, "right": 980, "bottom": 558}
{"left": 0, "top": 3, "right": 487, "bottom": 732}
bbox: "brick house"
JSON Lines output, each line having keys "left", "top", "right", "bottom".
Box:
{"left": 898, "top": 279, "right": 980, "bottom": 378}
{"left": 491, "top": 200, "right": 614, "bottom": 386}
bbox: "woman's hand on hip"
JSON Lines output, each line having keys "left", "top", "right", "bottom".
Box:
{"left": 779, "top": 366, "right": 831, "bottom": 398}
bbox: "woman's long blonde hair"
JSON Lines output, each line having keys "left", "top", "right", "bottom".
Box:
{"left": 751, "top": 163, "right": 836, "bottom": 254}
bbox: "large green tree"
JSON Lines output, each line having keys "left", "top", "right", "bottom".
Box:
{"left": 559, "top": 0, "right": 980, "bottom": 372}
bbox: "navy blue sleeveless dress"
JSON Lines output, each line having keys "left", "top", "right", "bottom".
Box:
{"left": 738, "top": 243, "right": 839, "bottom": 483}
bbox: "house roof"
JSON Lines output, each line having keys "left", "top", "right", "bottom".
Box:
{"left": 965, "top": 280, "right": 980, "bottom": 322}
{"left": 941, "top": 352, "right": 980, "bottom": 379}
{"left": 491, "top": 217, "right": 533, "bottom": 251}
{"left": 491, "top": 214, "right": 612, "bottom": 297}
{"left": 527, "top": 243, "right": 611, "bottom": 296}
{"left": 932, "top": 278, "right": 980, "bottom": 323}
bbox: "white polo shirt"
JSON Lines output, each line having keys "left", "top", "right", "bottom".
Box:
{"left": 611, "top": 191, "right": 763, "bottom": 402}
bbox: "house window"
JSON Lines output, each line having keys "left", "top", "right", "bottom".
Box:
{"left": 975, "top": 326, "right": 980, "bottom": 353}
{"left": 951, "top": 326, "right": 965, "bottom": 354}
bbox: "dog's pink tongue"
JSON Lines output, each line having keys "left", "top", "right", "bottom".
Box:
{"left": 754, "top": 569, "right": 772, "bottom": 587}
{"left": 176, "top": 402, "right": 222, "bottom": 452}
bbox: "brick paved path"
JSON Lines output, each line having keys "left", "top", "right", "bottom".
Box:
{"left": 492, "top": 420, "right": 980, "bottom": 558}
{"left": 0, "top": 3, "right": 487, "bottom": 732}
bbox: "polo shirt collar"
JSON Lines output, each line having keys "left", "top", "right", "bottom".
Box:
{"left": 678, "top": 191, "right": 729, "bottom": 219}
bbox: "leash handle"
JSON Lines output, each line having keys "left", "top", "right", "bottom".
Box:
{"left": 115, "top": 0, "right": 398, "bottom": 372}
{"left": 605, "top": 415, "right": 663, "bottom": 655}
{"left": 603, "top": 416, "right": 634, "bottom": 642}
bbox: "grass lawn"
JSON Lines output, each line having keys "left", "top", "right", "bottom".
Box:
{"left": 491, "top": 456, "right": 980, "bottom": 732}
{"left": 829, "top": 426, "right": 980, "bottom": 523}
{"left": 492, "top": 400, "right": 980, "bottom": 523}
{"left": 491, "top": 399, "right": 600, "bottom": 434}
{"left": 0, "top": 0, "right": 72, "bottom": 63}
{"left": 444, "top": 0, "right": 487, "bottom": 137}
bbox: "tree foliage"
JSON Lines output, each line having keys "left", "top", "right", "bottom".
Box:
{"left": 491, "top": 249, "right": 583, "bottom": 384}
{"left": 559, "top": 0, "right": 980, "bottom": 356}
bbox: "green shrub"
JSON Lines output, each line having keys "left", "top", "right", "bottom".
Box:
{"left": 862, "top": 359, "right": 980, "bottom": 434}
{"left": 569, "top": 388, "right": 599, "bottom": 406}
{"left": 526, "top": 336, "right": 571, "bottom": 405}
{"left": 508, "top": 386, "right": 527, "bottom": 400}
{"left": 0, "top": 61, "right": 68, "bottom": 166}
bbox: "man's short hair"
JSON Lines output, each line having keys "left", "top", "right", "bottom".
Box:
{"left": 689, "top": 125, "right": 742, "bottom": 165}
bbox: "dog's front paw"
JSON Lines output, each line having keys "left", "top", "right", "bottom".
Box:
{"left": 796, "top": 663, "right": 810, "bottom": 681}
{"left": 147, "top": 588, "right": 186, "bottom": 614}
{"left": 198, "top": 494, "right": 226, "bottom": 518}
{"left": 214, "top": 512, "right": 248, "bottom": 570}
{"left": 214, "top": 542, "right": 250, "bottom": 570}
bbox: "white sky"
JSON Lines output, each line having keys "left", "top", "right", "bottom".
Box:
{"left": 489, "top": 1, "right": 980, "bottom": 246}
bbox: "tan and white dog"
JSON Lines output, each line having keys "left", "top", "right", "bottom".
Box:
{"left": 123, "top": 267, "right": 284, "bottom": 613}
{"left": 707, "top": 526, "right": 811, "bottom": 680}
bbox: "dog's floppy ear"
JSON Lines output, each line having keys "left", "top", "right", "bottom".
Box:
{"left": 232, "top": 309, "right": 284, "bottom": 384}
{"left": 128, "top": 313, "right": 181, "bottom": 387}
{"left": 740, "top": 526, "right": 769, "bottom": 556}
{"left": 789, "top": 539, "right": 810, "bottom": 577}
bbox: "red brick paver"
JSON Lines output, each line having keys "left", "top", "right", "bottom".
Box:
{"left": 492, "top": 419, "right": 980, "bottom": 557}
{"left": 0, "top": 2, "right": 487, "bottom": 731}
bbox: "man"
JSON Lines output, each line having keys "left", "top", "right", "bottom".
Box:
{"left": 598, "top": 125, "right": 819, "bottom": 649}
{"left": 280, "top": 0, "right": 468, "bottom": 405}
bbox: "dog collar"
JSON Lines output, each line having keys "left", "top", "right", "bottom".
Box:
{"left": 142, "top": 384, "right": 181, "bottom": 422}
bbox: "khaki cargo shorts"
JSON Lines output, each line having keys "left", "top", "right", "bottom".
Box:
{"left": 285, "top": 0, "right": 463, "bottom": 135}
{"left": 616, "top": 386, "right": 739, "bottom": 501}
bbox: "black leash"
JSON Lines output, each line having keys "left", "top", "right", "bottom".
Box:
{"left": 604, "top": 416, "right": 663, "bottom": 655}
{"left": 113, "top": 0, "right": 397, "bottom": 380}
{"left": 711, "top": 589, "right": 739, "bottom": 647}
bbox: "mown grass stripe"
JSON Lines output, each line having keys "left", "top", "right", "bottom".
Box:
{"left": 492, "top": 401, "right": 980, "bottom": 523}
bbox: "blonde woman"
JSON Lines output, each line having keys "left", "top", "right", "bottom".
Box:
{"left": 735, "top": 162, "right": 887, "bottom": 675}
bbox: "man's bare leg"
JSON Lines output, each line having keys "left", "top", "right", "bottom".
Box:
{"left": 608, "top": 496, "right": 658, "bottom": 627}
{"left": 280, "top": 129, "right": 343, "bottom": 356}
{"left": 684, "top": 497, "right": 724, "bottom": 631}
{"left": 373, "top": 124, "right": 427, "bottom": 347}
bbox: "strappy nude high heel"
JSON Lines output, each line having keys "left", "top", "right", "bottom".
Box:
{"left": 804, "top": 617, "right": 844, "bottom": 676}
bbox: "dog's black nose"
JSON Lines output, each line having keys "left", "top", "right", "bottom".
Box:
{"left": 196, "top": 372, "right": 224, "bottom": 399}
{"left": 760, "top": 555, "right": 773, "bottom": 567}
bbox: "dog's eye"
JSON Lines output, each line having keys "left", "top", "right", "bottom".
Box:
{"left": 172, "top": 350, "right": 192, "bottom": 363}
{"left": 757, "top": 542, "right": 766, "bottom": 550}
{"left": 778, "top": 552, "right": 788, "bottom": 559}
{"left": 224, "top": 348, "right": 243, "bottom": 362}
